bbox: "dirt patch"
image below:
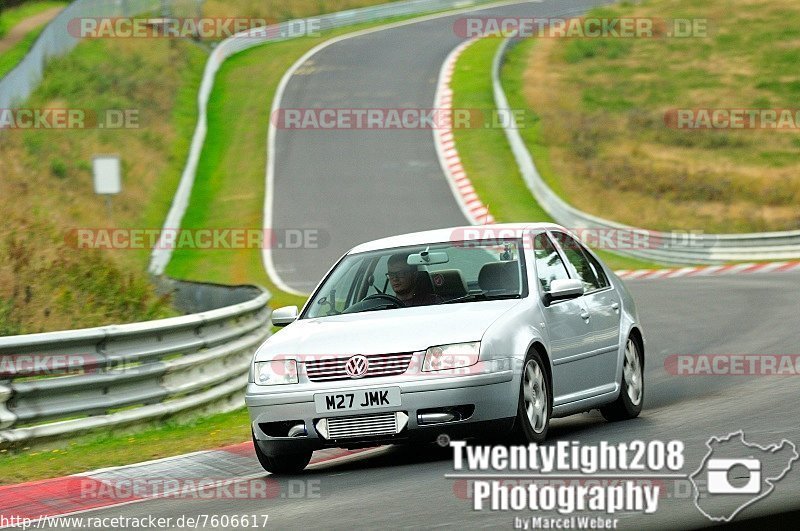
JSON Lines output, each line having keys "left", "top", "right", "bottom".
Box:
{"left": 0, "top": 6, "right": 63, "bottom": 53}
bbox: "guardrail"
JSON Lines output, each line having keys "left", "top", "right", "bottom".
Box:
{"left": 0, "top": 0, "right": 200, "bottom": 109}
{"left": 493, "top": 37, "right": 800, "bottom": 264}
{"left": 0, "top": 285, "right": 270, "bottom": 448}
{"left": 148, "top": 0, "right": 514, "bottom": 275}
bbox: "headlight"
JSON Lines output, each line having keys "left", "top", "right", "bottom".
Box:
{"left": 422, "top": 342, "right": 480, "bottom": 372}
{"left": 254, "top": 359, "right": 298, "bottom": 385}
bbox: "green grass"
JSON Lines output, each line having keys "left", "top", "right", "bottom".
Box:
{"left": 0, "top": 0, "right": 65, "bottom": 37}
{"left": 503, "top": 0, "right": 800, "bottom": 233}
{"left": 2, "top": 3, "right": 511, "bottom": 484}
{"left": 502, "top": 37, "right": 579, "bottom": 201}
{"left": 450, "top": 37, "right": 662, "bottom": 271}
{"left": 0, "top": 1, "right": 67, "bottom": 77}
{"left": 136, "top": 43, "right": 208, "bottom": 269}
{"left": 451, "top": 38, "right": 550, "bottom": 223}
{"left": 0, "top": 408, "right": 251, "bottom": 485}
{"left": 0, "top": 25, "right": 41, "bottom": 77}
{"left": 0, "top": 35, "right": 208, "bottom": 333}
{"left": 165, "top": 35, "right": 315, "bottom": 312}
{"left": 166, "top": 13, "right": 483, "bottom": 309}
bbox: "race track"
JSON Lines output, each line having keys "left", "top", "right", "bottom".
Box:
{"left": 28, "top": 1, "right": 800, "bottom": 528}
{"left": 268, "top": 0, "right": 607, "bottom": 292}
{"left": 52, "top": 272, "right": 800, "bottom": 529}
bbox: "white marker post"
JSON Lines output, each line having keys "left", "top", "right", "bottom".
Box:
{"left": 92, "top": 155, "right": 122, "bottom": 219}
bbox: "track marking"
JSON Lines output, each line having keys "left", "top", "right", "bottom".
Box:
{"left": 615, "top": 261, "right": 800, "bottom": 280}
{"left": 263, "top": 1, "right": 544, "bottom": 296}
{"left": 0, "top": 443, "right": 378, "bottom": 525}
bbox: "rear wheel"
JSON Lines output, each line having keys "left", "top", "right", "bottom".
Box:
{"left": 600, "top": 337, "right": 644, "bottom": 422}
{"left": 511, "top": 351, "right": 552, "bottom": 443}
{"left": 252, "top": 433, "right": 312, "bottom": 474}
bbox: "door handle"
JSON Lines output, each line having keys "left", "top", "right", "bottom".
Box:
{"left": 611, "top": 302, "right": 620, "bottom": 311}
{"left": 580, "top": 310, "right": 590, "bottom": 320}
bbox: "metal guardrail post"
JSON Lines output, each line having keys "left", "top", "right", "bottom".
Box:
{"left": 0, "top": 285, "right": 271, "bottom": 448}
{"left": 492, "top": 37, "right": 800, "bottom": 264}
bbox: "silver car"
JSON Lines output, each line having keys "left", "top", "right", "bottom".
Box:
{"left": 246, "top": 223, "right": 645, "bottom": 473}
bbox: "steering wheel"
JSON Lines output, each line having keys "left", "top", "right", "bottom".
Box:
{"left": 362, "top": 293, "right": 406, "bottom": 307}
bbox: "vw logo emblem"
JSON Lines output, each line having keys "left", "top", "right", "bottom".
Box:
{"left": 345, "top": 355, "right": 369, "bottom": 378}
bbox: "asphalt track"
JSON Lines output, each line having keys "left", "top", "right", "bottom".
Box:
{"left": 48, "top": 272, "right": 800, "bottom": 529}
{"left": 31, "top": 1, "right": 800, "bottom": 528}
{"left": 268, "top": 0, "right": 608, "bottom": 292}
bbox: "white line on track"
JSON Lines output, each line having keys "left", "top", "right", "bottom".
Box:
{"left": 263, "top": 0, "right": 544, "bottom": 296}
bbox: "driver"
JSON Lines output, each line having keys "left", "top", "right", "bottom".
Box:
{"left": 387, "top": 253, "right": 441, "bottom": 307}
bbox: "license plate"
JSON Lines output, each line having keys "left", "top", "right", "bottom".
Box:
{"left": 314, "top": 387, "right": 401, "bottom": 413}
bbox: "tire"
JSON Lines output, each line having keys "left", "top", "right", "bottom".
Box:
{"left": 510, "top": 350, "right": 552, "bottom": 444}
{"left": 252, "top": 433, "right": 312, "bottom": 474}
{"left": 600, "top": 337, "right": 644, "bottom": 422}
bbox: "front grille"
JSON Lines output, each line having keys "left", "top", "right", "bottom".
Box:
{"left": 305, "top": 353, "right": 413, "bottom": 382}
{"left": 324, "top": 412, "right": 404, "bottom": 439}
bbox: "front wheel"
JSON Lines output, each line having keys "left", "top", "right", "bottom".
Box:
{"left": 252, "top": 433, "right": 312, "bottom": 474}
{"left": 600, "top": 337, "right": 644, "bottom": 422}
{"left": 510, "top": 351, "right": 552, "bottom": 443}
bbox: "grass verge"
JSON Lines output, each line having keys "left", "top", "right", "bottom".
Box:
{"left": 0, "top": 37, "right": 209, "bottom": 333}
{"left": 0, "top": 25, "right": 40, "bottom": 77}
{"left": 166, "top": 11, "right": 492, "bottom": 309}
{"left": 0, "top": 1, "right": 67, "bottom": 77}
{"left": 450, "top": 37, "right": 662, "bottom": 271}
{"left": 508, "top": 0, "right": 800, "bottom": 233}
{"left": 0, "top": 0, "right": 65, "bottom": 37}
{"left": 0, "top": 408, "right": 251, "bottom": 485}
{"left": 2, "top": 3, "right": 504, "bottom": 481}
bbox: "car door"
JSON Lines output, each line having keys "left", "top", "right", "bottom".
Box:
{"left": 551, "top": 231, "right": 621, "bottom": 391}
{"left": 531, "top": 232, "right": 596, "bottom": 403}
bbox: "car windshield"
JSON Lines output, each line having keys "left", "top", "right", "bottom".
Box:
{"left": 302, "top": 239, "right": 526, "bottom": 318}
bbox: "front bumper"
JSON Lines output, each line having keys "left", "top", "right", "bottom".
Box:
{"left": 246, "top": 358, "right": 519, "bottom": 455}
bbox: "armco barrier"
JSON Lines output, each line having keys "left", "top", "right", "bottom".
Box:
{"left": 147, "top": 0, "right": 515, "bottom": 276}
{"left": 492, "top": 37, "right": 800, "bottom": 264}
{"left": 0, "top": 0, "right": 201, "bottom": 110}
{"left": 0, "top": 285, "right": 270, "bottom": 448}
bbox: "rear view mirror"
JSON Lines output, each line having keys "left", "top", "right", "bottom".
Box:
{"left": 272, "top": 305, "right": 299, "bottom": 326}
{"left": 407, "top": 249, "right": 449, "bottom": 266}
{"left": 544, "top": 278, "right": 583, "bottom": 306}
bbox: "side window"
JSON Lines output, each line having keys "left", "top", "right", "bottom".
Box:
{"left": 584, "top": 251, "right": 610, "bottom": 289}
{"left": 533, "top": 233, "right": 570, "bottom": 292}
{"left": 552, "top": 232, "right": 604, "bottom": 292}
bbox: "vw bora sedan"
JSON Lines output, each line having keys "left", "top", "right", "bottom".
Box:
{"left": 246, "top": 224, "right": 645, "bottom": 473}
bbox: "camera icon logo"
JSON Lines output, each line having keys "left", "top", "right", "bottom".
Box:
{"left": 706, "top": 458, "right": 761, "bottom": 494}
{"left": 690, "top": 431, "right": 798, "bottom": 522}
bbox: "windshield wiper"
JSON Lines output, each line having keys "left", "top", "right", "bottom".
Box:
{"left": 441, "top": 291, "right": 520, "bottom": 304}
{"left": 342, "top": 303, "right": 397, "bottom": 315}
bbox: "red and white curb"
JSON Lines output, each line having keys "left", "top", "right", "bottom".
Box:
{"left": 0, "top": 443, "right": 384, "bottom": 524}
{"left": 433, "top": 37, "right": 495, "bottom": 225}
{"left": 433, "top": 39, "right": 800, "bottom": 281}
{"left": 615, "top": 261, "right": 800, "bottom": 280}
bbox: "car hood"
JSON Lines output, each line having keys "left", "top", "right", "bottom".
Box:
{"left": 257, "top": 299, "right": 522, "bottom": 358}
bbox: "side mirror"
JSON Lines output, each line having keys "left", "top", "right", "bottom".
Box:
{"left": 544, "top": 279, "right": 583, "bottom": 306}
{"left": 271, "top": 305, "right": 299, "bottom": 327}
